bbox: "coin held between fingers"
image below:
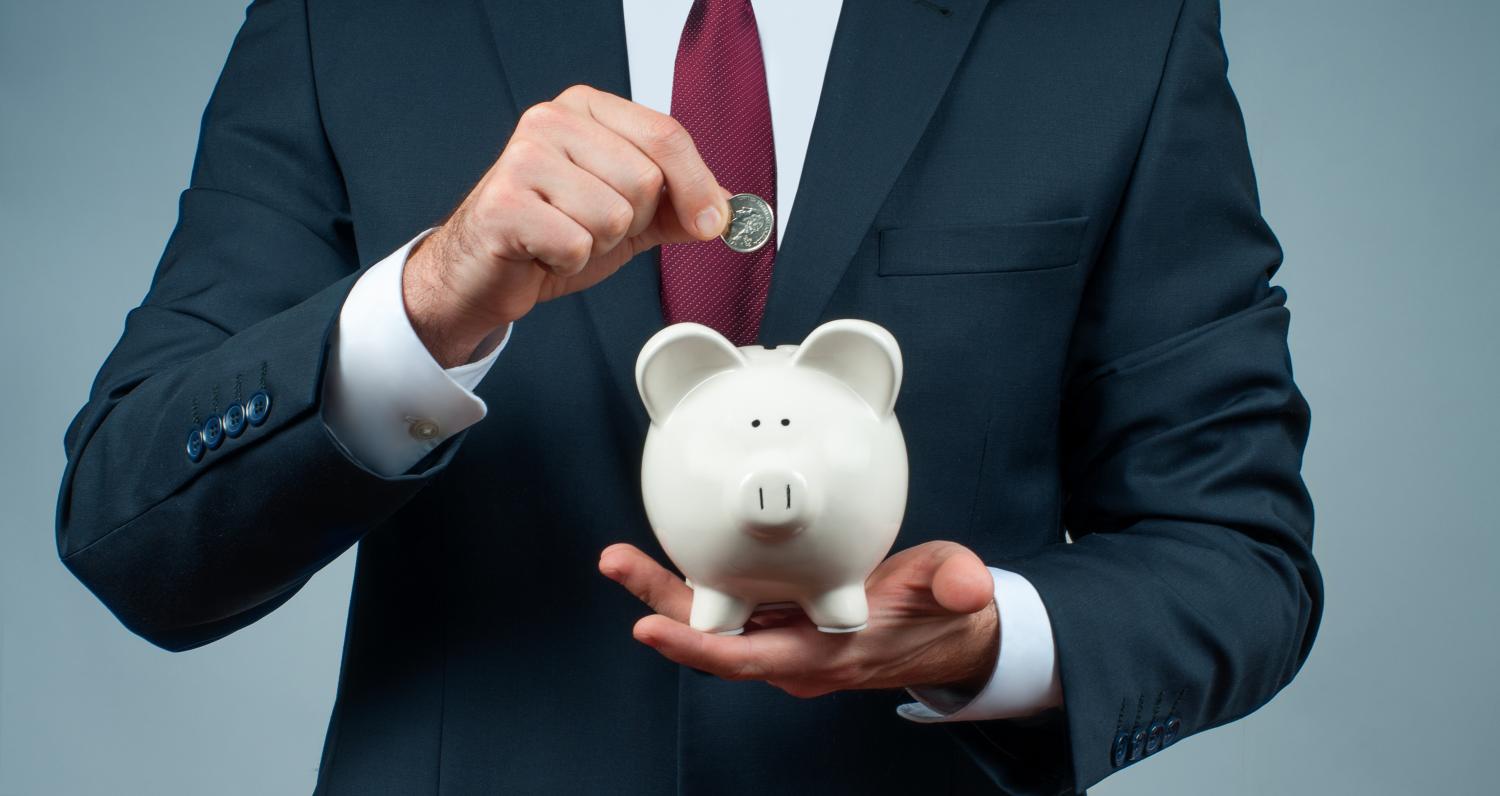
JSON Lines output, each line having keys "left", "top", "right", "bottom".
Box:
{"left": 720, "top": 193, "right": 774, "bottom": 253}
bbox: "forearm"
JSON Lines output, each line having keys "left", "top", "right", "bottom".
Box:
{"left": 52, "top": 0, "right": 473, "bottom": 649}
{"left": 1012, "top": 277, "right": 1317, "bottom": 787}
{"left": 930, "top": 1, "right": 1321, "bottom": 788}
{"left": 57, "top": 272, "right": 464, "bottom": 650}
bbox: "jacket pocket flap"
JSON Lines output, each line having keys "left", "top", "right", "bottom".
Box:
{"left": 878, "top": 216, "right": 1089, "bottom": 276}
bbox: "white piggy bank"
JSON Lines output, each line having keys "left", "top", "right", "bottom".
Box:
{"left": 635, "top": 319, "right": 908, "bottom": 635}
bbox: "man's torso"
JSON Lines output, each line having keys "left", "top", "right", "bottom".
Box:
{"left": 307, "top": 1, "right": 1180, "bottom": 792}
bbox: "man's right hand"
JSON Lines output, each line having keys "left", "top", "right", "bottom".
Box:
{"left": 402, "top": 84, "right": 732, "bottom": 367}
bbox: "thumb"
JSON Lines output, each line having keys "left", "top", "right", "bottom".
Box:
{"left": 636, "top": 187, "right": 732, "bottom": 250}
{"left": 929, "top": 545, "right": 994, "bottom": 615}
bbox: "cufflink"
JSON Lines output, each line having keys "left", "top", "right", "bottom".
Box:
{"left": 406, "top": 416, "right": 441, "bottom": 441}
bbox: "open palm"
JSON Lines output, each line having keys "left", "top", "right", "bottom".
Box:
{"left": 599, "top": 540, "right": 999, "bottom": 699}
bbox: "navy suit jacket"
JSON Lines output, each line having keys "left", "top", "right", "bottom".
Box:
{"left": 56, "top": 0, "right": 1321, "bottom": 792}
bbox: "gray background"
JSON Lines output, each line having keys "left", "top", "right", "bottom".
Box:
{"left": 2, "top": 0, "right": 1496, "bottom": 793}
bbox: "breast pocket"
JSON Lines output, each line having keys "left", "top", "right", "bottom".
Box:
{"left": 877, "top": 216, "right": 1089, "bottom": 276}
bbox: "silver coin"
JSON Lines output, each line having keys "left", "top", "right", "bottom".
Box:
{"left": 720, "top": 193, "right": 774, "bottom": 253}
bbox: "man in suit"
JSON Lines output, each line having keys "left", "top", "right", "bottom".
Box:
{"left": 55, "top": 0, "right": 1321, "bottom": 793}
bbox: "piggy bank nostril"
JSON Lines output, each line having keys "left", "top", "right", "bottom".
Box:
{"left": 735, "top": 470, "right": 813, "bottom": 532}
{"left": 753, "top": 484, "right": 796, "bottom": 511}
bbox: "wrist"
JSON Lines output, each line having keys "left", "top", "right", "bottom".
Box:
{"left": 403, "top": 229, "right": 511, "bottom": 368}
{"left": 943, "top": 600, "right": 1001, "bottom": 695}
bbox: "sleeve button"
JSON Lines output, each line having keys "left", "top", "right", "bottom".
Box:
{"left": 1111, "top": 731, "right": 1130, "bottom": 768}
{"left": 185, "top": 429, "right": 205, "bottom": 462}
{"left": 246, "top": 390, "right": 271, "bottom": 426}
{"left": 223, "top": 401, "right": 247, "bottom": 438}
{"left": 202, "top": 415, "right": 224, "bottom": 450}
{"left": 1146, "top": 722, "right": 1165, "bottom": 755}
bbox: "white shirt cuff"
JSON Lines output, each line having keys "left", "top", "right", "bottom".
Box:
{"left": 897, "top": 567, "right": 1063, "bottom": 723}
{"left": 323, "top": 229, "right": 510, "bottom": 476}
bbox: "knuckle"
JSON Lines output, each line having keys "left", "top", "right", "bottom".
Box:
{"left": 502, "top": 136, "right": 545, "bottom": 169}
{"left": 600, "top": 199, "right": 634, "bottom": 239}
{"left": 563, "top": 231, "right": 594, "bottom": 267}
{"left": 642, "top": 115, "right": 687, "bottom": 151}
{"left": 629, "top": 164, "right": 665, "bottom": 201}
{"left": 559, "top": 83, "right": 593, "bottom": 102}
{"left": 518, "top": 103, "right": 556, "bottom": 131}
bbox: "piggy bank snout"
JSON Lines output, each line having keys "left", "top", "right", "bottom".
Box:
{"left": 733, "top": 468, "right": 817, "bottom": 541}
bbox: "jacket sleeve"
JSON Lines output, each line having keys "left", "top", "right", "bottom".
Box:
{"left": 54, "top": 0, "right": 461, "bottom": 652}
{"left": 951, "top": 0, "right": 1322, "bottom": 791}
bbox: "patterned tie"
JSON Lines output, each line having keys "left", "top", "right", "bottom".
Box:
{"left": 659, "top": 0, "right": 777, "bottom": 346}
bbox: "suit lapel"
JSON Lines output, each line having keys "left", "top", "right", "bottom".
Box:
{"left": 479, "top": 0, "right": 633, "bottom": 110}
{"left": 759, "top": 0, "right": 989, "bottom": 345}
{"left": 481, "top": 0, "right": 662, "bottom": 431}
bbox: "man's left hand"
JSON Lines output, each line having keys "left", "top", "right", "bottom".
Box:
{"left": 599, "top": 541, "right": 999, "bottom": 699}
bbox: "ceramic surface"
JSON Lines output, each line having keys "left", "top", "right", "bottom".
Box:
{"left": 636, "top": 319, "right": 909, "bottom": 634}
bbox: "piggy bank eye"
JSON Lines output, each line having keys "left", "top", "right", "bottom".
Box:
{"left": 751, "top": 419, "right": 761, "bottom": 428}
{"left": 780, "top": 418, "right": 790, "bottom": 426}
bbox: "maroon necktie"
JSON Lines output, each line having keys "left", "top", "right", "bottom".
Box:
{"left": 659, "top": 0, "right": 777, "bottom": 346}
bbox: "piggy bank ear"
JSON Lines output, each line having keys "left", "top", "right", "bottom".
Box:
{"left": 636, "top": 323, "right": 748, "bottom": 425}
{"left": 792, "top": 319, "right": 903, "bottom": 416}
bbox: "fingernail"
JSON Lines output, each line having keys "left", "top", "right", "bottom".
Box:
{"left": 696, "top": 206, "right": 723, "bottom": 238}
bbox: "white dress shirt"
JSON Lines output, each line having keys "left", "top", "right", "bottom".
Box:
{"left": 323, "top": 0, "right": 1062, "bottom": 723}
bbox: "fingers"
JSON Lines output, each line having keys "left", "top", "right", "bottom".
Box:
{"left": 633, "top": 614, "right": 811, "bottom": 683}
{"left": 526, "top": 152, "right": 638, "bottom": 257}
{"left": 928, "top": 545, "right": 995, "bottom": 615}
{"left": 599, "top": 546, "right": 827, "bottom": 690}
{"left": 500, "top": 195, "right": 596, "bottom": 277}
{"left": 612, "top": 541, "right": 998, "bottom": 699}
{"left": 545, "top": 113, "right": 666, "bottom": 240}
{"left": 556, "top": 85, "right": 730, "bottom": 240}
{"left": 598, "top": 543, "right": 693, "bottom": 622}
{"left": 518, "top": 99, "right": 664, "bottom": 238}
{"left": 631, "top": 190, "right": 699, "bottom": 250}
{"left": 411, "top": 84, "right": 729, "bottom": 339}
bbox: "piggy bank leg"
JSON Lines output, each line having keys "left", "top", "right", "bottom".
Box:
{"left": 689, "top": 585, "right": 755, "bottom": 636}
{"left": 803, "top": 585, "right": 869, "bottom": 633}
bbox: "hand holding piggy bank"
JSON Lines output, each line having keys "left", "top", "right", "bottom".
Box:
{"left": 635, "top": 319, "right": 908, "bottom": 635}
